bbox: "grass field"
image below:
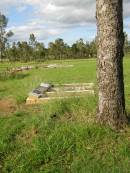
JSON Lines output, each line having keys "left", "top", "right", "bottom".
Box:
{"left": 0, "top": 58, "right": 130, "bottom": 173}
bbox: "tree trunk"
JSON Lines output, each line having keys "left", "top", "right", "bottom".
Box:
{"left": 96, "top": 0, "right": 127, "bottom": 129}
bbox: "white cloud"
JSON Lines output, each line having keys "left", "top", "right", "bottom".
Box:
{"left": 1, "top": 0, "right": 130, "bottom": 43}
{"left": 123, "top": 0, "right": 130, "bottom": 18}
{"left": 8, "top": 23, "right": 64, "bottom": 42}
{"left": 30, "top": 0, "right": 96, "bottom": 26}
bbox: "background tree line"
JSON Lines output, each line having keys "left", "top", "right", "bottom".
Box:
{"left": 1, "top": 12, "right": 130, "bottom": 62}
{"left": 4, "top": 37, "right": 97, "bottom": 62}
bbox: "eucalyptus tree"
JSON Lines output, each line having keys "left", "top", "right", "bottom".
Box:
{"left": 17, "top": 41, "right": 32, "bottom": 62}
{"left": 54, "top": 38, "right": 65, "bottom": 59}
{"left": 0, "top": 12, "right": 13, "bottom": 60}
{"left": 76, "top": 38, "right": 86, "bottom": 58}
{"left": 71, "top": 43, "right": 78, "bottom": 58}
{"left": 89, "top": 39, "right": 97, "bottom": 58}
{"left": 29, "top": 33, "right": 37, "bottom": 48}
{"left": 35, "top": 42, "right": 46, "bottom": 61}
{"left": 96, "top": 0, "right": 127, "bottom": 129}
{"left": 48, "top": 42, "right": 56, "bottom": 59}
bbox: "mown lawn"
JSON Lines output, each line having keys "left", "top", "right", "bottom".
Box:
{"left": 0, "top": 58, "right": 130, "bottom": 173}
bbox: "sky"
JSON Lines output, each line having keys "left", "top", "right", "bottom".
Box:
{"left": 0, "top": 0, "right": 130, "bottom": 46}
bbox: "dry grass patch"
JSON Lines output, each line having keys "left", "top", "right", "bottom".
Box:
{"left": 0, "top": 97, "right": 17, "bottom": 116}
{"left": 17, "top": 127, "right": 38, "bottom": 145}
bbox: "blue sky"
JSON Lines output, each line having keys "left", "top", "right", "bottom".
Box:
{"left": 0, "top": 0, "right": 130, "bottom": 46}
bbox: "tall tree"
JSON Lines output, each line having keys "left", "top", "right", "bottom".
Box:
{"left": 0, "top": 12, "right": 13, "bottom": 60}
{"left": 29, "top": 33, "right": 37, "bottom": 48}
{"left": 89, "top": 39, "right": 97, "bottom": 58}
{"left": 96, "top": 0, "right": 127, "bottom": 129}
{"left": 54, "top": 38, "right": 65, "bottom": 59}
{"left": 35, "top": 42, "right": 46, "bottom": 61}
{"left": 76, "top": 38, "right": 86, "bottom": 58}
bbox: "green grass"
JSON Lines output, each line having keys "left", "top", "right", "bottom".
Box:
{"left": 0, "top": 59, "right": 96, "bottom": 103}
{"left": 0, "top": 58, "right": 130, "bottom": 173}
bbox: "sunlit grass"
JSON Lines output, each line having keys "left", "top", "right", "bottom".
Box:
{"left": 0, "top": 57, "right": 130, "bottom": 172}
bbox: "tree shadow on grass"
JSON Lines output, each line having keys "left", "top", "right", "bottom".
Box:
{"left": 0, "top": 72, "right": 30, "bottom": 81}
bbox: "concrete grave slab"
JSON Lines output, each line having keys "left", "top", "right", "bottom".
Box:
{"left": 26, "top": 83, "right": 94, "bottom": 105}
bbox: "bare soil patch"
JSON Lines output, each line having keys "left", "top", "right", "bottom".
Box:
{"left": 0, "top": 98, "right": 17, "bottom": 115}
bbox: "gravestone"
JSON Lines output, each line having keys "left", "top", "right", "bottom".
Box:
{"left": 26, "top": 83, "right": 94, "bottom": 105}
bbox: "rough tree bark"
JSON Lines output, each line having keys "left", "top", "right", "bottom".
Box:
{"left": 96, "top": 0, "right": 127, "bottom": 129}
